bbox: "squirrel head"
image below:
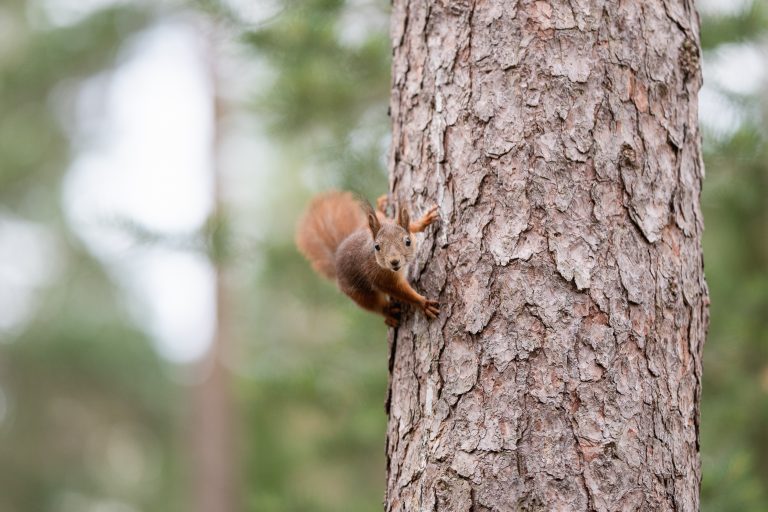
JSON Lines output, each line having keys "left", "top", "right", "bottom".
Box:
{"left": 366, "top": 204, "right": 414, "bottom": 272}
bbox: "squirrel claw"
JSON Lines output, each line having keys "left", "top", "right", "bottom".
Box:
{"left": 411, "top": 205, "right": 439, "bottom": 232}
{"left": 425, "top": 205, "right": 439, "bottom": 222}
{"left": 422, "top": 299, "right": 439, "bottom": 319}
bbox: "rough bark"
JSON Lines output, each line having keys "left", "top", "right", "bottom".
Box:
{"left": 384, "top": 1, "right": 708, "bottom": 511}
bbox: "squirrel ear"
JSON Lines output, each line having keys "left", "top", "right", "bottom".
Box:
{"left": 367, "top": 211, "right": 381, "bottom": 237}
{"left": 359, "top": 200, "right": 380, "bottom": 237}
{"left": 397, "top": 206, "right": 410, "bottom": 231}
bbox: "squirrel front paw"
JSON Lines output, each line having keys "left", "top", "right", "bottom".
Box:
{"left": 420, "top": 298, "right": 439, "bottom": 319}
{"left": 410, "top": 205, "right": 439, "bottom": 233}
{"left": 376, "top": 194, "right": 389, "bottom": 214}
{"left": 422, "top": 205, "right": 439, "bottom": 227}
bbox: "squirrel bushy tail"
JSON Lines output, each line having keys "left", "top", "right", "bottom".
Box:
{"left": 295, "top": 190, "right": 366, "bottom": 280}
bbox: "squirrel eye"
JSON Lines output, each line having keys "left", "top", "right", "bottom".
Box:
{"left": 374, "top": 243, "right": 381, "bottom": 251}
{"left": 405, "top": 238, "right": 411, "bottom": 246}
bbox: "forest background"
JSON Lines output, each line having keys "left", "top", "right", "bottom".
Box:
{"left": 0, "top": 0, "right": 765, "bottom": 511}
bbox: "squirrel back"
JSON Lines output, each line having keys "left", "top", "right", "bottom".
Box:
{"left": 295, "top": 190, "right": 366, "bottom": 280}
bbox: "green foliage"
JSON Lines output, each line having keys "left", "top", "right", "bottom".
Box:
{"left": 231, "top": 1, "right": 391, "bottom": 509}
{"left": 700, "top": 2, "right": 768, "bottom": 50}
{"left": 0, "top": 248, "right": 182, "bottom": 511}
{"left": 701, "top": 126, "right": 768, "bottom": 510}
{"left": 241, "top": 0, "right": 390, "bottom": 194}
{"left": 0, "top": 4, "right": 151, "bottom": 217}
{"left": 698, "top": 5, "right": 768, "bottom": 511}
{"left": 0, "top": 4, "right": 180, "bottom": 512}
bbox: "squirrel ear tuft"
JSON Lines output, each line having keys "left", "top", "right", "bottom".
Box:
{"left": 397, "top": 206, "right": 410, "bottom": 231}
{"left": 358, "top": 199, "right": 380, "bottom": 237}
{"left": 367, "top": 211, "right": 381, "bottom": 237}
{"left": 363, "top": 202, "right": 381, "bottom": 238}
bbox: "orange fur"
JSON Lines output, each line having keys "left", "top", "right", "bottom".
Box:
{"left": 295, "top": 191, "right": 366, "bottom": 280}
{"left": 297, "top": 191, "right": 441, "bottom": 326}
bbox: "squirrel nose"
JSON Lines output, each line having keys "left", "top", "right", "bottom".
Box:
{"left": 390, "top": 259, "right": 400, "bottom": 268}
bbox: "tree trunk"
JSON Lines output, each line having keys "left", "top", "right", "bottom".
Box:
{"left": 385, "top": 1, "right": 708, "bottom": 511}
{"left": 191, "top": 273, "right": 238, "bottom": 512}
{"left": 190, "top": 25, "right": 238, "bottom": 512}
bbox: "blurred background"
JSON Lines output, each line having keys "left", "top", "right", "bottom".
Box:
{"left": 0, "top": 0, "right": 764, "bottom": 510}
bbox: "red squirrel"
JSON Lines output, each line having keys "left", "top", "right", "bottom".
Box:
{"left": 296, "top": 191, "right": 440, "bottom": 327}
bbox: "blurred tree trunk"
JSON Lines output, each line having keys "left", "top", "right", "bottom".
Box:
{"left": 385, "top": 1, "right": 708, "bottom": 510}
{"left": 190, "top": 27, "right": 238, "bottom": 512}
{"left": 191, "top": 276, "right": 237, "bottom": 512}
